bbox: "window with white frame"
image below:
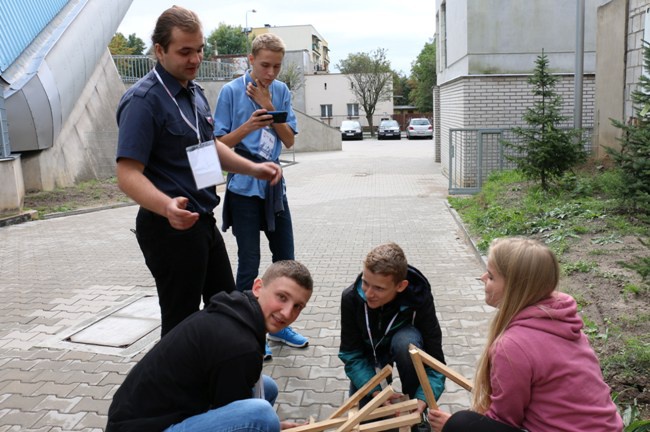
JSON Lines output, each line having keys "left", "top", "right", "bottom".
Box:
{"left": 320, "top": 104, "right": 333, "bottom": 118}
{"left": 347, "top": 103, "right": 359, "bottom": 118}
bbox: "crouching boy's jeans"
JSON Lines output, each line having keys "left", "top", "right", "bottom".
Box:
{"left": 165, "top": 375, "right": 280, "bottom": 432}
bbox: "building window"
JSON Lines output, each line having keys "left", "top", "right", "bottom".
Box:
{"left": 347, "top": 103, "right": 359, "bottom": 118}
{"left": 320, "top": 104, "right": 333, "bottom": 118}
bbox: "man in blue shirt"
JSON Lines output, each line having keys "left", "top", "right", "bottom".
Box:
{"left": 115, "top": 6, "right": 281, "bottom": 337}
{"left": 213, "top": 33, "right": 307, "bottom": 358}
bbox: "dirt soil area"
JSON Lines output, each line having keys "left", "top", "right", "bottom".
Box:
{"left": 23, "top": 180, "right": 132, "bottom": 217}
{"left": 556, "top": 229, "right": 650, "bottom": 414}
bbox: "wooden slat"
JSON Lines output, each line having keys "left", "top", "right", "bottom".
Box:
{"left": 408, "top": 345, "right": 438, "bottom": 410}
{"left": 328, "top": 364, "right": 393, "bottom": 419}
{"left": 288, "top": 418, "right": 345, "bottom": 432}
{"left": 335, "top": 386, "right": 394, "bottom": 432}
{"left": 288, "top": 397, "right": 419, "bottom": 432}
{"left": 359, "top": 412, "right": 422, "bottom": 432}
{"left": 409, "top": 344, "right": 473, "bottom": 391}
{"left": 365, "top": 399, "right": 418, "bottom": 420}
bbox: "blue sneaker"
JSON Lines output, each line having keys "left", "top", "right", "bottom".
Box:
{"left": 267, "top": 326, "right": 309, "bottom": 348}
{"left": 264, "top": 343, "right": 272, "bottom": 361}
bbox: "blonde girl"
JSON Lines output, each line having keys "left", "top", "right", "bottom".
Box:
{"left": 428, "top": 237, "right": 622, "bottom": 432}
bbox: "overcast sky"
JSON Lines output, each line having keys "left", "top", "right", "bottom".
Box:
{"left": 116, "top": 0, "right": 435, "bottom": 75}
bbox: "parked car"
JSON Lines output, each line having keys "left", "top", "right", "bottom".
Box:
{"left": 377, "top": 119, "right": 401, "bottom": 140}
{"left": 340, "top": 120, "right": 363, "bottom": 140}
{"left": 406, "top": 118, "right": 433, "bottom": 140}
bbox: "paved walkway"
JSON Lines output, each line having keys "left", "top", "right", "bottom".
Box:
{"left": 0, "top": 140, "right": 491, "bottom": 431}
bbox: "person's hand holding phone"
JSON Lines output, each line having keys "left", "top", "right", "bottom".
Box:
{"left": 266, "top": 111, "right": 287, "bottom": 123}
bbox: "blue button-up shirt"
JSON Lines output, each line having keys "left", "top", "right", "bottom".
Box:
{"left": 213, "top": 71, "right": 297, "bottom": 199}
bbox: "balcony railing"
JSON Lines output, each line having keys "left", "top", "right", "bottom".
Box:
{"left": 112, "top": 55, "right": 240, "bottom": 83}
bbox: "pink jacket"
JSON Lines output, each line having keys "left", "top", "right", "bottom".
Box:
{"left": 485, "top": 292, "right": 623, "bottom": 431}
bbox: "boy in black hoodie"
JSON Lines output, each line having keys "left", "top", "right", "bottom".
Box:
{"left": 338, "top": 243, "right": 446, "bottom": 426}
{"left": 106, "top": 260, "right": 312, "bottom": 432}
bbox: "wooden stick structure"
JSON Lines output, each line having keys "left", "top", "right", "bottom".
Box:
{"left": 328, "top": 364, "right": 393, "bottom": 420}
{"left": 285, "top": 347, "right": 476, "bottom": 431}
{"left": 290, "top": 365, "right": 422, "bottom": 432}
{"left": 408, "top": 346, "right": 439, "bottom": 410}
{"left": 408, "top": 344, "right": 473, "bottom": 392}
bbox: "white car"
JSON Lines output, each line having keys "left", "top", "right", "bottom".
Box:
{"left": 406, "top": 118, "right": 433, "bottom": 140}
{"left": 340, "top": 120, "right": 363, "bottom": 140}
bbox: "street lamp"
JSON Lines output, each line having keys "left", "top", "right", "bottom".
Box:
{"left": 245, "top": 9, "right": 256, "bottom": 55}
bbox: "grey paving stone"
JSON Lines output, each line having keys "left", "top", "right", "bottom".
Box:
{"left": 0, "top": 141, "right": 488, "bottom": 428}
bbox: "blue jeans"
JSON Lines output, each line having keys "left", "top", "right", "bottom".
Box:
{"left": 229, "top": 192, "right": 294, "bottom": 292}
{"left": 350, "top": 326, "right": 425, "bottom": 405}
{"left": 165, "top": 375, "right": 280, "bottom": 432}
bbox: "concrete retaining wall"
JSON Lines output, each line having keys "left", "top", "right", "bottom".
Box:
{"left": 21, "top": 49, "right": 125, "bottom": 191}
{"left": 0, "top": 155, "right": 24, "bottom": 215}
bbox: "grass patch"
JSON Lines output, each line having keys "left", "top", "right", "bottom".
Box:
{"left": 449, "top": 165, "right": 650, "bottom": 417}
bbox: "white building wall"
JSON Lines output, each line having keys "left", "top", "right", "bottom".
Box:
{"left": 304, "top": 73, "right": 393, "bottom": 129}
{"left": 435, "top": 0, "right": 603, "bottom": 188}
{"left": 438, "top": 0, "right": 608, "bottom": 85}
{"left": 252, "top": 25, "right": 329, "bottom": 73}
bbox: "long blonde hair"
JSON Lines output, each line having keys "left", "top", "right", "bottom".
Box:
{"left": 472, "top": 237, "right": 559, "bottom": 413}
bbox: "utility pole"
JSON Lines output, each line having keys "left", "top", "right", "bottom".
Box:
{"left": 245, "top": 9, "right": 256, "bottom": 55}
{"left": 574, "top": 0, "right": 585, "bottom": 130}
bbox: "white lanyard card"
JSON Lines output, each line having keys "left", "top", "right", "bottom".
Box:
{"left": 186, "top": 140, "right": 224, "bottom": 190}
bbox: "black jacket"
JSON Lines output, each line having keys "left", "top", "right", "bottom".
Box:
{"left": 338, "top": 265, "right": 446, "bottom": 400}
{"left": 106, "top": 290, "right": 266, "bottom": 432}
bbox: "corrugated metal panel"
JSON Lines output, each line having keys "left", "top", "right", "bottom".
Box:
{"left": 0, "top": 0, "right": 69, "bottom": 72}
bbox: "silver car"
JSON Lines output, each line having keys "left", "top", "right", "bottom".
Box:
{"left": 406, "top": 118, "right": 433, "bottom": 140}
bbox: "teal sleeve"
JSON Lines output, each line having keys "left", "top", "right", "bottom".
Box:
{"left": 338, "top": 349, "right": 383, "bottom": 396}
{"left": 414, "top": 368, "right": 445, "bottom": 402}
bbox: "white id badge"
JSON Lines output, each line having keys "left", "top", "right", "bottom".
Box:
{"left": 186, "top": 140, "right": 224, "bottom": 190}
{"left": 259, "top": 128, "right": 276, "bottom": 160}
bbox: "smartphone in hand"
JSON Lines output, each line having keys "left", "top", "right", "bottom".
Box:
{"left": 266, "top": 111, "right": 288, "bottom": 123}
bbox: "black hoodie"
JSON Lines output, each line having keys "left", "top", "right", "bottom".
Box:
{"left": 106, "top": 290, "right": 266, "bottom": 432}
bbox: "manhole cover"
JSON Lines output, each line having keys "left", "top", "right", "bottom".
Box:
{"left": 67, "top": 296, "right": 159, "bottom": 348}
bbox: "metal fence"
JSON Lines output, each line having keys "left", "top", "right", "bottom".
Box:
{"left": 112, "top": 55, "right": 239, "bottom": 83}
{"left": 448, "top": 127, "right": 593, "bottom": 195}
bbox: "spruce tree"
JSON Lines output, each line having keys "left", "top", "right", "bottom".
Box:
{"left": 503, "top": 51, "right": 586, "bottom": 190}
{"left": 607, "top": 41, "right": 650, "bottom": 213}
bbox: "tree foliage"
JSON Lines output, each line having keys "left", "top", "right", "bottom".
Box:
{"left": 607, "top": 41, "right": 650, "bottom": 213}
{"left": 206, "top": 23, "right": 247, "bottom": 59}
{"left": 109, "top": 32, "right": 145, "bottom": 55}
{"left": 337, "top": 48, "right": 392, "bottom": 136}
{"left": 392, "top": 71, "right": 411, "bottom": 107}
{"left": 409, "top": 40, "right": 436, "bottom": 112}
{"left": 127, "top": 33, "right": 146, "bottom": 55}
{"left": 502, "top": 52, "right": 586, "bottom": 190}
{"left": 278, "top": 62, "right": 304, "bottom": 93}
